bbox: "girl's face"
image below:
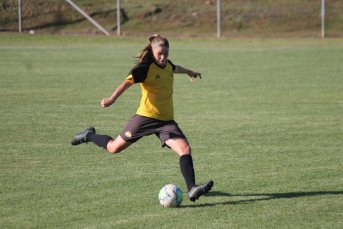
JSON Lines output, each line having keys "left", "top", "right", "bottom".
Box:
{"left": 152, "top": 46, "right": 169, "bottom": 67}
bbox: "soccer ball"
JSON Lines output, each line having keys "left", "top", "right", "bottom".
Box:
{"left": 158, "top": 184, "right": 183, "bottom": 207}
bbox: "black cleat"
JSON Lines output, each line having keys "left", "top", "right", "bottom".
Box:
{"left": 71, "top": 127, "right": 96, "bottom": 145}
{"left": 188, "top": 180, "right": 214, "bottom": 202}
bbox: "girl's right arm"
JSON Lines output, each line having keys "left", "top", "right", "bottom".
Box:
{"left": 101, "top": 79, "right": 132, "bottom": 107}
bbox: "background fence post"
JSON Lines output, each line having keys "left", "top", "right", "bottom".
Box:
{"left": 117, "top": 0, "right": 121, "bottom": 36}
{"left": 321, "top": 0, "right": 325, "bottom": 38}
{"left": 217, "top": 0, "right": 221, "bottom": 38}
{"left": 18, "top": 0, "right": 22, "bottom": 33}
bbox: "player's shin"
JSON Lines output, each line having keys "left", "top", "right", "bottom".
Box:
{"left": 179, "top": 154, "right": 196, "bottom": 192}
{"left": 87, "top": 134, "right": 113, "bottom": 150}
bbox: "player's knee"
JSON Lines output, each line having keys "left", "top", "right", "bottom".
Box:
{"left": 181, "top": 145, "right": 191, "bottom": 155}
{"left": 107, "top": 142, "right": 121, "bottom": 154}
{"left": 108, "top": 148, "right": 122, "bottom": 154}
{"left": 186, "top": 145, "right": 191, "bottom": 154}
{"left": 107, "top": 138, "right": 131, "bottom": 154}
{"left": 108, "top": 148, "right": 117, "bottom": 154}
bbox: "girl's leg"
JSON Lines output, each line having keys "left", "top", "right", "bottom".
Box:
{"left": 71, "top": 127, "right": 133, "bottom": 154}
{"left": 106, "top": 135, "right": 133, "bottom": 154}
{"left": 166, "top": 138, "right": 214, "bottom": 202}
{"left": 165, "top": 138, "right": 195, "bottom": 191}
{"left": 165, "top": 138, "right": 191, "bottom": 156}
{"left": 88, "top": 133, "right": 132, "bottom": 154}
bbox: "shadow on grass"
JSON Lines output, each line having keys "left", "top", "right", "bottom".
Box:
{"left": 182, "top": 191, "right": 343, "bottom": 208}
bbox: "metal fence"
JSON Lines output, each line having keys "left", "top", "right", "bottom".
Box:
{"left": 1, "top": 0, "right": 342, "bottom": 38}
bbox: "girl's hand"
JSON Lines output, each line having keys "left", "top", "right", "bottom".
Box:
{"left": 187, "top": 71, "right": 202, "bottom": 82}
{"left": 101, "top": 98, "right": 114, "bottom": 107}
{"left": 100, "top": 79, "right": 132, "bottom": 108}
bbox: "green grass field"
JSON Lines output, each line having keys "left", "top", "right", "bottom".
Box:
{"left": 1, "top": 34, "right": 342, "bottom": 228}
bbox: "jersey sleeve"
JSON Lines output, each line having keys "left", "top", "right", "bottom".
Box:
{"left": 168, "top": 60, "right": 176, "bottom": 72}
{"left": 127, "top": 60, "right": 152, "bottom": 84}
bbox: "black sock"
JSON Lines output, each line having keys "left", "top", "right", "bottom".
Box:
{"left": 86, "top": 133, "right": 113, "bottom": 150}
{"left": 180, "top": 154, "right": 196, "bottom": 192}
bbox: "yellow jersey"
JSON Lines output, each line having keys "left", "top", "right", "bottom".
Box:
{"left": 126, "top": 59, "right": 176, "bottom": 121}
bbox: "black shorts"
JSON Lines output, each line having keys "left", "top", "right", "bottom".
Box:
{"left": 120, "top": 114, "right": 187, "bottom": 148}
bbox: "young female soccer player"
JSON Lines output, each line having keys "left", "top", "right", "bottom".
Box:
{"left": 71, "top": 34, "right": 213, "bottom": 202}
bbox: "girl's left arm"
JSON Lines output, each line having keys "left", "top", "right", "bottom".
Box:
{"left": 174, "top": 65, "right": 202, "bottom": 82}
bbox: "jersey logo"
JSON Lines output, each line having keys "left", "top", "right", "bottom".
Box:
{"left": 125, "top": 131, "right": 132, "bottom": 138}
{"left": 170, "top": 72, "right": 173, "bottom": 77}
{"left": 155, "top": 75, "right": 161, "bottom": 79}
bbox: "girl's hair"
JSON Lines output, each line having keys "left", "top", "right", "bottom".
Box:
{"left": 135, "top": 34, "right": 169, "bottom": 63}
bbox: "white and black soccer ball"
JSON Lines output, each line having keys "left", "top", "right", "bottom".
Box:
{"left": 158, "top": 184, "right": 183, "bottom": 207}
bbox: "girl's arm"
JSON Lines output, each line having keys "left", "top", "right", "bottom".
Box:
{"left": 101, "top": 79, "right": 132, "bottom": 107}
{"left": 174, "top": 65, "right": 202, "bottom": 82}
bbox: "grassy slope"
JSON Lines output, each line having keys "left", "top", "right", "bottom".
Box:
{"left": 0, "top": 34, "right": 342, "bottom": 228}
{"left": 1, "top": 0, "right": 343, "bottom": 37}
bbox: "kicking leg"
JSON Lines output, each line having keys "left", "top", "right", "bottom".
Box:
{"left": 71, "top": 127, "right": 132, "bottom": 154}
{"left": 106, "top": 135, "right": 132, "bottom": 154}
{"left": 88, "top": 134, "right": 132, "bottom": 154}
